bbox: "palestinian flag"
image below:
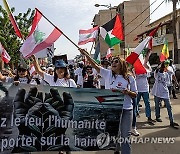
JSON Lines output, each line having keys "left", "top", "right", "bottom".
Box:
{"left": 160, "top": 39, "right": 169, "bottom": 62}
{"left": 100, "top": 14, "right": 124, "bottom": 48}
{"left": 93, "top": 42, "right": 100, "bottom": 64}
{"left": 20, "top": 8, "right": 62, "bottom": 58}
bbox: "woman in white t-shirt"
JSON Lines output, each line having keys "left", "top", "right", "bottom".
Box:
{"left": 79, "top": 48, "right": 137, "bottom": 154}
{"left": 0, "top": 65, "right": 32, "bottom": 85}
{"left": 32, "top": 55, "right": 77, "bottom": 88}
{"left": 151, "top": 61, "right": 179, "bottom": 128}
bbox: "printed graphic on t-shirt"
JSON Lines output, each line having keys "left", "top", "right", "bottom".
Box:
{"left": 19, "top": 78, "right": 28, "bottom": 84}
{"left": 158, "top": 76, "right": 166, "bottom": 86}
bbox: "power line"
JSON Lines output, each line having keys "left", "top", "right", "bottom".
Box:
{"left": 124, "top": 0, "right": 158, "bottom": 27}
{"left": 125, "top": 0, "right": 165, "bottom": 36}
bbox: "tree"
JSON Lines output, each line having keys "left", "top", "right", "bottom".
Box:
{"left": 165, "top": 0, "right": 180, "bottom": 64}
{"left": 0, "top": 5, "right": 35, "bottom": 67}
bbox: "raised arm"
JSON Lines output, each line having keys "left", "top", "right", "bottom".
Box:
{"left": 78, "top": 48, "right": 101, "bottom": 73}
{"left": 0, "top": 72, "right": 6, "bottom": 82}
{"left": 31, "top": 55, "right": 44, "bottom": 77}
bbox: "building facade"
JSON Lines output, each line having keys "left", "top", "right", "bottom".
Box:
{"left": 137, "top": 9, "right": 180, "bottom": 65}
{"left": 92, "top": 0, "right": 150, "bottom": 58}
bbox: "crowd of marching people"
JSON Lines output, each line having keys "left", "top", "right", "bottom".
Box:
{"left": 0, "top": 52, "right": 179, "bottom": 154}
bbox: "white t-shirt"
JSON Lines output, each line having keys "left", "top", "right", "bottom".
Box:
{"left": 167, "top": 66, "right": 175, "bottom": 86}
{"left": 151, "top": 71, "right": 170, "bottom": 99}
{"left": 135, "top": 74, "right": 149, "bottom": 92}
{"left": 100, "top": 67, "right": 137, "bottom": 110}
{"left": 43, "top": 73, "right": 77, "bottom": 87}
{"left": 74, "top": 67, "right": 83, "bottom": 86}
{"left": 6, "top": 77, "right": 29, "bottom": 84}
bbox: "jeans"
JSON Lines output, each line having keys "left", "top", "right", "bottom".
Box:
{"left": 154, "top": 96, "right": 174, "bottom": 123}
{"left": 132, "top": 98, "right": 137, "bottom": 128}
{"left": 137, "top": 92, "right": 151, "bottom": 118}
{"left": 116, "top": 109, "right": 132, "bottom": 154}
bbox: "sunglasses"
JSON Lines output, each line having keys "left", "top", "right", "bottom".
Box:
{"left": 111, "top": 59, "right": 120, "bottom": 64}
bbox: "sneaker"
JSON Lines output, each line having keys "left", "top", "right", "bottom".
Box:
{"left": 148, "top": 118, "right": 156, "bottom": 122}
{"left": 170, "top": 122, "right": 179, "bottom": 129}
{"left": 136, "top": 113, "right": 140, "bottom": 118}
{"left": 156, "top": 118, "right": 162, "bottom": 122}
{"left": 173, "top": 96, "right": 178, "bottom": 99}
{"left": 131, "top": 128, "right": 140, "bottom": 136}
{"left": 170, "top": 122, "right": 179, "bottom": 126}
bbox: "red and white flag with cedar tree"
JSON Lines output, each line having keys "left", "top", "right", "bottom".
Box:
{"left": 126, "top": 36, "right": 152, "bottom": 65}
{"left": 0, "top": 43, "right": 11, "bottom": 63}
{"left": 78, "top": 26, "right": 99, "bottom": 45}
{"left": 126, "top": 23, "right": 161, "bottom": 74}
{"left": 3, "top": 0, "right": 23, "bottom": 38}
{"left": 20, "top": 8, "right": 62, "bottom": 58}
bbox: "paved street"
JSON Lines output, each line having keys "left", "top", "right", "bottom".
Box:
{"left": 31, "top": 93, "right": 180, "bottom": 154}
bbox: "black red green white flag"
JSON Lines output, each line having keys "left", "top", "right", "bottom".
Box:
{"left": 100, "top": 14, "right": 124, "bottom": 48}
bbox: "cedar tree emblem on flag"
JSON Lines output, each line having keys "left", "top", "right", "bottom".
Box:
{"left": 20, "top": 8, "right": 62, "bottom": 58}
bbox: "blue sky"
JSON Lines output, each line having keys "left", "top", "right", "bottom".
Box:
{"left": 0, "top": 0, "right": 179, "bottom": 59}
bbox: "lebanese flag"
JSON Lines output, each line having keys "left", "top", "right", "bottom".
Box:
{"left": 0, "top": 44, "right": 11, "bottom": 63}
{"left": 20, "top": 8, "right": 62, "bottom": 58}
{"left": 29, "top": 64, "right": 36, "bottom": 76}
{"left": 106, "top": 48, "right": 112, "bottom": 59}
{"left": 133, "top": 50, "right": 152, "bottom": 75}
{"left": 3, "top": 0, "right": 23, "bottom": 38}
{"left": 78, "top": 26, "right": 99, "bottom": 45}
{"left": 127, "top": 23, "right": 161, "bottom": 74}
{"left": 126, "top": 36, "right": 152, "bottom": 65}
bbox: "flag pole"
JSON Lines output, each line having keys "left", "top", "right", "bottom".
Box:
{"left": 35, "top": 8, "right": 80, "bottom": 49}
{"left": 89, "top": 42, "right": 95, "bottom": 55}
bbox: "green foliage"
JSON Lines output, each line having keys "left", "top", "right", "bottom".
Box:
{"left": 0, "top": 5, "right": 35, "bottom": 65}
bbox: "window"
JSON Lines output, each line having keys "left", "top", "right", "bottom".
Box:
{"left": 166, "top": 24, "right": 173, "bottom": 34}
{"left": 169, "top": 50, "right": 172, "bottom": 59}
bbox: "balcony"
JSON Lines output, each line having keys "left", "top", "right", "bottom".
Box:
{"left": 153, "top": 34, "right": 173, "bottom": 46}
